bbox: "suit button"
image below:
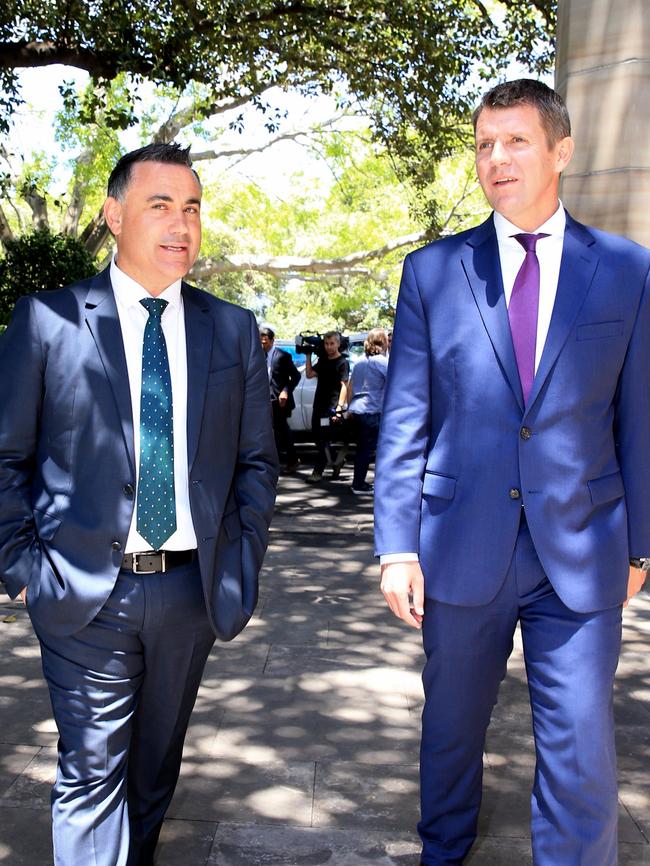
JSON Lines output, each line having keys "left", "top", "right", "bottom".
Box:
{"left": 520, "top": 427, "right": 532, "bottom": 440}
{"left": 123, "top": 483, "right": 134, "bottom": 497}
{"left": 111, "top": 541, "right": 122, "bottom": 551}
{"left": 509, "top": 488, "right": 521, "bottom": 500}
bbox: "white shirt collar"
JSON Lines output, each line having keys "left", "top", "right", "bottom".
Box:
{"left": 493, "top": 201, "right": 566, "bottom": 248}
{"left": 110, "top": 254, "right": 182, "bottom": 312}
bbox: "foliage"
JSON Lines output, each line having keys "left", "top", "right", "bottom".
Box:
{"left": 196, "top": 131, "right": 489, "bottom": 335}
{"left": 0, "top": 0, "right": 554, "bottom": 178}
{"left": 0, "top": 1, "right": 554, "bottom": 331}
{"left": 0, "top": 229, "right": 96, "bottom": 325}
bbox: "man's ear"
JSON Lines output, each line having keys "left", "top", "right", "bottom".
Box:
{"left": 103, "top": 196, "right": 123, "bottom": 236}
{"left": 555, "top": 136, "right": 575, "bottom": 173}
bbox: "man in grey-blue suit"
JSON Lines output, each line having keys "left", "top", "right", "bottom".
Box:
{"left": 375, "top": 80, "right": 650, "bottom": 865}
{"left": 0, "top": 143, "right": 278, "bottom": 865}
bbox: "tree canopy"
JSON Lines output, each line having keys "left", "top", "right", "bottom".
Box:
{"left": 1, "top": 1, "right": 554, "bottom": 154}
{"left": 0, "top": 1, "right": 553, "bottom": 333}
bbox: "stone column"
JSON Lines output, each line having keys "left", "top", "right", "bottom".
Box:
{"left": 555, "top": 0, "right": 650, "bottom": 245}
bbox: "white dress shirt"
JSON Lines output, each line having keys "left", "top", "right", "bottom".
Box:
{"left": 380, "top": 203, "right": 567, "bottom": 566}
{"left": 494, "top": 203, "right": 566, "bottom": 372}
{"left": 110, "top": 258, "right": 197, "bottom": 553}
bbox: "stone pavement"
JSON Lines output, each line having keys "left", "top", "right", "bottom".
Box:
{"left": 0, "top": 457, "right": 649, "bottom": 865}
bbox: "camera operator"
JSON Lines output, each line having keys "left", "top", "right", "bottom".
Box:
{"left": 305, "top": 331, "right": 349, "bottom": 482}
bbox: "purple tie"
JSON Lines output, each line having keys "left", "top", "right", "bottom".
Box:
{"left": 508, "top": 232, "right": 549, "bottom": 405}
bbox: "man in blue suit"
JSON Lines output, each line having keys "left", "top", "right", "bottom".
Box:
{"left": 375, "top": 80, "right": 650, "bottom": 865}
{"left": 0, "top": 143, "right": 278, "bottom": 865}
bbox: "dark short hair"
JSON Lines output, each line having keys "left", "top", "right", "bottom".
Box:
{"left": 259, "top": 325, "right": 275, "bottom": 340}
{"left": 107, "top": 143, "right": 200, "bottom": 201}
{"left": 472, "top": 79, "right": 571, "bottom": 148}
{"left": 323, "top": 331, "right": 340, "bottom": 343}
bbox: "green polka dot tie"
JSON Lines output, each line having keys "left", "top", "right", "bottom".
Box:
{"left": 136, "top": 298, "right": 176, "bottom": 550}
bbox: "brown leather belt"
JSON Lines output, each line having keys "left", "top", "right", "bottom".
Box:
{"left": 120, "top": 549, "right": 197, "bottom": 574}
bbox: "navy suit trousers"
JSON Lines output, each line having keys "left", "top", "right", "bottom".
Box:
{"left": 34, "top": 561, "right": 215, "bottom": 866}
{"left": 418, "top": 515, "right": 622, "bottom": 866}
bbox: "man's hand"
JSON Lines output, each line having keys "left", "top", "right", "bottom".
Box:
{"left": 625, "top": 565, "right": 648, "bottom": 607}
{"left": 380, "top": 561, "right": 425, "bottom": 629}
{"left": 278, "top": 389, "right": 288, "bottom": 408}
{"left": 19, "top": 586, "right": 27, "bottom": 605}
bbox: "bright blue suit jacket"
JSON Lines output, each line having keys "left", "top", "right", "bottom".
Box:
{"left": 0, "top": 268, "right": 278, "bottom": 639}
{"left": 375, "top": 213, "right": 650, "bottom": 613}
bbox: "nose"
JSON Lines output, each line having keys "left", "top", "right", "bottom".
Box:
{"left": 169, "top": 208, "right": 191, "bottom": 236}
{"left": 490, "top": 139, "right": 509, "bottom": 165}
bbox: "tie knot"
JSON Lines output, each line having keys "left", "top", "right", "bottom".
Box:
{"left": 513, "top": 232, "right": 549, "bottom": 253}
{"left": 140, "top": 297, "right": 168, "bottom": 319}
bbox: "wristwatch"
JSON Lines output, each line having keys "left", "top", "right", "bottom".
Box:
{"left": 629, "top": 558, "right": 650, "bottom": 571}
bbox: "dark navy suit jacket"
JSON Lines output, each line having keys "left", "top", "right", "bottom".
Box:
{"left": 0, "top": 268, "right": 278, "bottom": 639}
{"left": 375, "top": 213, "right": 650, "bottom": 613}
{"left": 268, "top": 346, "right": 301, "bottom": 413}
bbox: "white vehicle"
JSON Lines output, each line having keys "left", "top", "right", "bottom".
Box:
{"left": 275, "top": 334, "right": 367, "bottom": 434}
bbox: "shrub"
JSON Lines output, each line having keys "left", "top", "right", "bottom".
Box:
{"left": 0, "top": 229, "right": 97, "bottom": 326}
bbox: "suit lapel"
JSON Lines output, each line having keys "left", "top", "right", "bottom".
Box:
{"left": 462, "top": 216, "right": 524, "bottom": 412}
{"left": 84, "top": 268, "right": 136, "bottom": 474}
{"left": 526, "top": 214, "right": 598, "bottom": 412}
{"left": 183, "top": 283, "right": 214, "bottom": 471}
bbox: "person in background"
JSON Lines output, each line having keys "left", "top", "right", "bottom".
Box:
{"left": 260, "top": 325, "right": 301, "bottom": 473}
{"left": 0, "top": 143, "right": 278, "bottom": 866}
{"left": 346, "top": 328, "right": 389, "bottom": 495}
{"left": 305, "top": 331, "right": 349, "bottom": 482}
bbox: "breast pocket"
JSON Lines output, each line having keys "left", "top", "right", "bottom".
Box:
{"left": 576, "top": 321, "right": 624, "bottom": 341}
{"left": 206, "top": 365, "right": 243, "bottom": 388}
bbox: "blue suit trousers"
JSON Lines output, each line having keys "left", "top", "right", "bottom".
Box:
{"left": 34, "top": 561, "right": 215, "bottom": 866}
{"left": 418, "top": 515, "right": 622, "bottom": 866}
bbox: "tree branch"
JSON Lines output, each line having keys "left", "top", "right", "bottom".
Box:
{"left": 0, "top": 203, "right": 14, "bottom": 250}
{"left": 0, "top": 41, "right": 119, "bottom": 79}
{"left": 439, "top": 173, "right": 483, "bottom": 235}
{"left": 80, "top": 209, "right": 111, "bottom": 258}
{"left": 152, "top": 84, "right": 281, "bottom": 144}
{"left": 188, "top": 229, "right": 429, "bottom": 281}
{"left": 469, "top": 0, "right": 492, "bottom": 20}
{"left": 61, "top": 147, "right": 94, "bottom": 236}
{"left": 22, "top": 189, "right": 49, "bottom": 230}
{"left": 190, "top": 116, "right": 341, "bottom": 162}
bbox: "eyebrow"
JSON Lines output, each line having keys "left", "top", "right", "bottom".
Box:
{"left": 146, "top": 194, "right": 201, "bottom": 206}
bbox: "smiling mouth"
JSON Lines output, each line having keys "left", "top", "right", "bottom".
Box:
{"left": 160, "top": 244, "right": 187, "bottom": 252}
{"left": 494, "top": 177, "right": 517, "bottom": 185}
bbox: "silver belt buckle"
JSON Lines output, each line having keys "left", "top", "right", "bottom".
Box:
{"left": 132, "top": 551, "right": 164, "bottom": 574}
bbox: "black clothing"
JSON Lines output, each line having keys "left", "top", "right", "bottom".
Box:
{"left": 266, "top": 346, "right": 301, "bottom": 464}
{"left": 312, "top": 355, "right": 349, "bottom": 411}
{"left": 268, "top": 347, "right": 301, "bottom": 412}
{"left": 311, "top": 354, "right": 349, "bottom": 474}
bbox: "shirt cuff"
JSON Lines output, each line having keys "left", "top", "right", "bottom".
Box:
{"left": 380, "top": 553, "right": 419, "bottom": 564}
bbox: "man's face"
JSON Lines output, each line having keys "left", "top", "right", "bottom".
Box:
{"left": 104, "top": 161, "right": 202, "bottom": 294}
{"left": 260, "top": 333, "right": 273, "bottom": 353}
{"left": 324, "top": 336, "right": 340, "bottom": 358}
{"left": 474, "top": 104, "right": 574, "bottom": 231}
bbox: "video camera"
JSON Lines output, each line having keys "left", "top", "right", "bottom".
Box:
{"left": 294, "top": 331, "right": 350, "bottom": 357}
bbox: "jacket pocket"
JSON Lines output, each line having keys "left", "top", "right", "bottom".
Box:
{"left": 587, "top": 471, "right": 624, "bottom": 506}
{"left": 422, "top": 472, "right": 456, "bottom": 500}
{"left": 576, "top": 321, "right": 624, "bottom": 341}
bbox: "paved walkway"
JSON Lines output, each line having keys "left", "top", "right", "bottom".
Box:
{"left": 1, "top": 458, "right": 649, "bottom": 865}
